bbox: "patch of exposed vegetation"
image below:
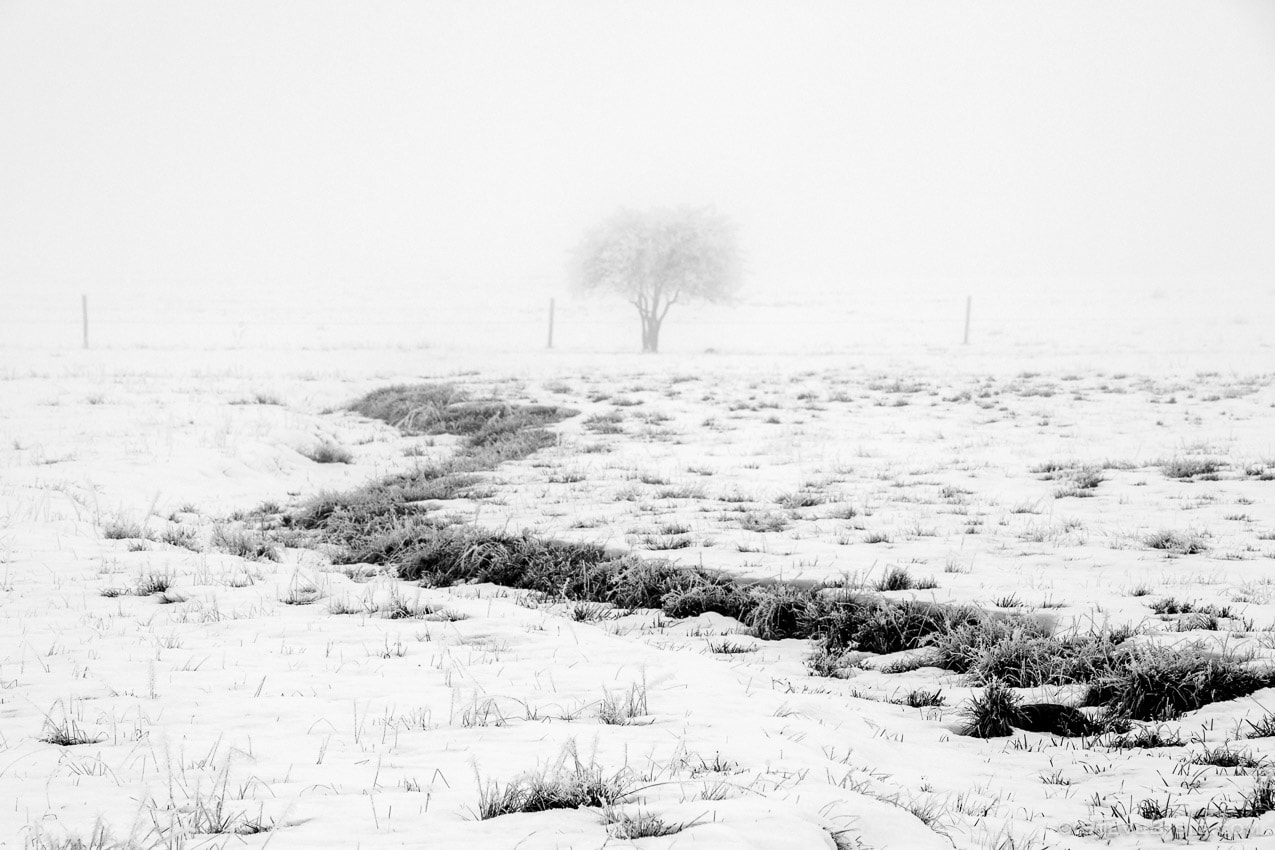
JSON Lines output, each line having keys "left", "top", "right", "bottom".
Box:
{"left": 476, "top": 760, "right": 630, "bottom": 820}
{"left": 101, "top": 519, "right": 152, "bottom": 541}
{"left": 269, "top": 380, "right": 1275, "bottom": 738}
{"left": 211, "top": 525, "right": 281, "bottom": 562}
{"left": 1144, "top": 530, "right": 1209, "bottom": 555}
{"left": 300, "top": 441, "right": 354, "bottom": 464}
{"left": 350, "top": 383, "right": 576, "bottom": 447}
{"left": 872, "top": 566, "right": 937, "bottom": 592}
{"left": 1159, "top": 457, "right": 1226, "bottom": 480}
{"left": 1084, "top": 644, "right": 1273, "bottom": 722}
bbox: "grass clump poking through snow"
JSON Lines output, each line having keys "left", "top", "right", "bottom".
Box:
{"left": 476, "top": 761, "right": 630, "bottom": 820}
{"left": 160, "top": 524, "right": 199, "bottom": 551}
{"left": 211, "top": 525, "right": 280, "bottom": 562}
{"left": 349, "top": 383, "right": 576, "bottom": 447}
{"left": 1143, "top": 529, "right": 1208, "bottom": 555}
{"left": 349, "top": 383, "right": 468, "bottom": 429}
{"left": 932, "top": 621, "right": 1129, "bottom": 688}
{"left": 872, "top": 566, "right": 924, "bottom": 592}
{"left": 892, "top": 689, "right": 945, "bottom": 708}
{"left": 960, "top": 684, "right": 1100, "bottom": 738}
{"left": 134, "top": 572, "right": 174, "bottom": 595}
{"left": 815, "top": 596, "right": 983, "bottom": 656}
{"left": 300, "top": 441, "right": 353, "bottom": 464}
{"left": 1105, "top": 725, "right": 1185, "bottom": 749}
{"left": 960, "top": 680, "right": 1021, "bottom": 738}
{"left": 598, "top": 682, "right": 650, "bottom": 725}
{"left": 1159, "top": 457, "right": 1226, "bottom": 480}
{"left": 40, "top": 717, "right": 103, "bottom": 747}
{"left": 24, "top": 822, "right": 150, "bottom": 850}
{"left": 101, "top": 519, "right": 151, "bottom": 541}
{"left": 1053, "top": 466, "right": 1105, "bottom": 498}
{"left": 744, "top": 583, "right": 821, "bottom": 640}
{"left": 1205, "top": 776, "right": 1275, "bottom": 819}
{"left": 1083, "top": 644, "right": 1274, "bottom": 722}
{"left": 393, "top": 527, "right": 755, "bottom": 622}
{"left": 1244, "top": 712, "right": 1275, "bottom": 738}
{"left": 1188, "top": 746, "right": 1266, "bottom": 768}
{"left": 604, "top": 809, "right": 688, "bottom": 839}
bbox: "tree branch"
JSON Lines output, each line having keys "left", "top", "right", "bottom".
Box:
{"left": 658, "top": 291, "right": 680, "bottom": 322}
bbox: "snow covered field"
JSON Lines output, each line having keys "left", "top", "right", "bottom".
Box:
{"left": 3, "top": 287, "right": 1275, "bottom": 849}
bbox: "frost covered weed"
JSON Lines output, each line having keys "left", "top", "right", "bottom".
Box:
{"left": 1029, "top": 459, "right": 1075, "bottom": 477}
{"left": 279, "top": 582, "right": 321, "bottom": 605}
{"left": 1213, "top": 776, "right": 1275, "bottom": 818}
{"left": 931, "top": 622, "right": 1126, "bottom": 688}
{"left": 1053, "top": 466, "right": 1105, "bottom": 498}
{"left": 584, "top": 411, "right": 625, "bottom": 434}
{"left": 569, "top": 600, "right": 619, "bottom": 622}
{"left": 872, "top": 566, "right": 918, "bottom": 591}
{"left": 1244, "top": 712, "right": 1275, "bottom": 738}
{"left": 1144, "top": 530, "right": 1209, "bottom": 554}
{"left": 210, "top": 525, "right": 280, "bottom": 562}
{"left": 376, "top": 588, "right": 462, "bottom": 620}
{"left": 739, "top": 511, "right": 789, "bottom": 532}
{"left": 1104, "top": 724, "right": 1184, "bottom": 749}
{"left": 775, "top": 490, "right": 825, "bottom": 509}
{"left": 1186, "top": 746, "right": 1265, "bottom": 768}
{"left": 806, "top": 644, "right": 849, "bottom": 678}
{"left": 1084, "top": 644, "right": 1273, "bottom": 721}
{"left": 1149, "top": 597, "right": 1231, "bottom": 617}
{"left": 178, "top": 793, "right": 274, "bottom": 835}
{"left": 745, "top": 583, "right": 820, "bottom": 640}
{"left": 102, "top": 571, "right": 176, "bottom": 598}
{"left": 707, "top": 638, "right": 757, "bottom": 654}
{"left": 327, "top": 595, "right": 366, "bottom": 615}
{"left": 891, "top": 689, "right": 945, "bottom": 708}
{"left": 135, "top": 572, "right": 173, "bottom": 595}
{"left": 598, "top": 681, "right": 649, "bottom": 725}
{"left": 22, "top": 823, "right": 156, "bottom": 850}
{"left": 40, "top": 712, "right": 103, "bottom": 747}
{"left": 101, "top": 519, "right": 151, "bottom": 541}
{"left": 603, "top": 808, "right": 687, "bottom": 839}
{"left": 476, "top": 761, "right": 630, "bottom": 819}
{"left": 159, "top": 525, "right": 199, "bottom": 551}
{"left": 300, "top": 441, "right": 353, "bottom": 464}
{"left": 960, "top": 680, "right": 1021, "bottom": 738}
{"left": 816, "top": 597, "right": 983, "bottom": 656}
{"left": 1159, "top": 457, "right": 1226, "bottom": 480}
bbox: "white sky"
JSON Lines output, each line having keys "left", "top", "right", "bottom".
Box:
{"left": 2, "top": 1, "right": 1274, "bottom": 304}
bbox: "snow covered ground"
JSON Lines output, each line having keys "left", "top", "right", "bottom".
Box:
{"left": 2, "top": 286, "right": 1275, "bottom": 848}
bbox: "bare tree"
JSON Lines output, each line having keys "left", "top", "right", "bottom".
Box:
{"left": 571, "top": 206, "right": 742, "bottom": 353}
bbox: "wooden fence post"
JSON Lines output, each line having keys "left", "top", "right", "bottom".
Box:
{"left": 547, "top": 298, "right": 555, "bottom": 349}
{"left": 962, "top": 296, "right": 971, "bottom": 345}
{"left": 82, "top": 294, "right": 89, "bottom": 349}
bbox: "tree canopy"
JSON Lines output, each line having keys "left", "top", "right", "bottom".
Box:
{"left": 571, "top": 206, "right": 742, "bottom": 352}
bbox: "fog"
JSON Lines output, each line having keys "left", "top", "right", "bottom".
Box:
{"left": 9, "top": 9, "right": 1275, "bottom": 846}
{"left": 3, "top": 1, "right": 1274, "bottom": 331}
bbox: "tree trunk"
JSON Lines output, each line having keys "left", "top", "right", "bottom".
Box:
{"left": 640, "top": 311, "right": 662, "bottom": 353}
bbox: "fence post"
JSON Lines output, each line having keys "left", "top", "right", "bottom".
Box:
{"left": 962, "top": 296, "right": 971, "bottom": 345}
{"left": 82, "top": 294, "right": 89, "bottom": 349}
{"left": 547, "top": 298, "right": 555, "bottom": 349}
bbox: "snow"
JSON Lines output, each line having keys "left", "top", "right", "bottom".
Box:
{"left": 2, "top": 286, "right": 1275, "bottom": 848}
